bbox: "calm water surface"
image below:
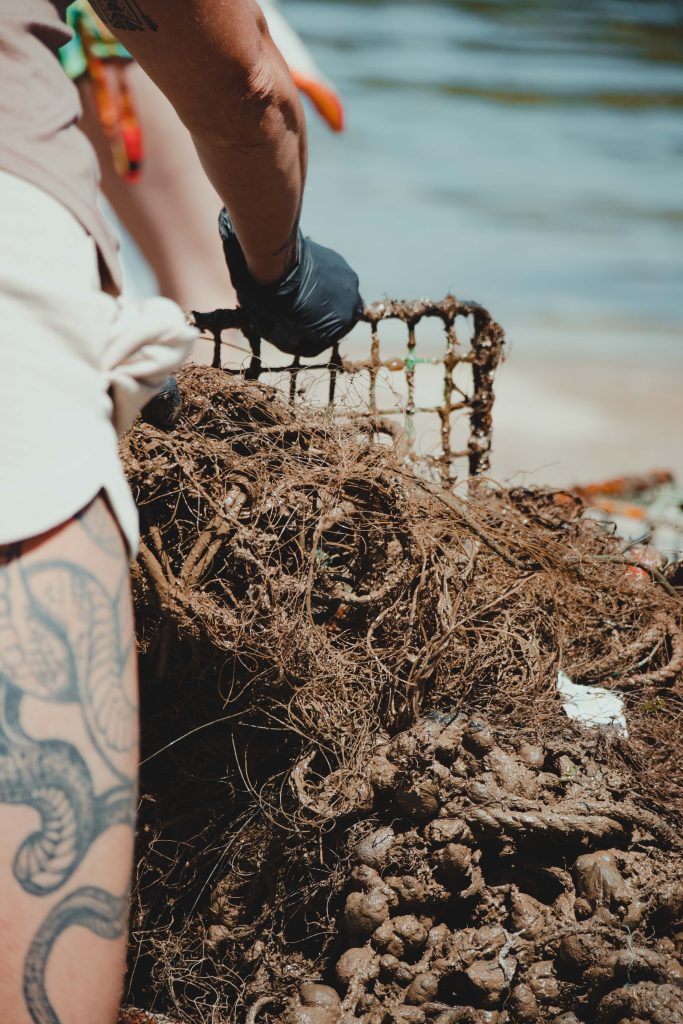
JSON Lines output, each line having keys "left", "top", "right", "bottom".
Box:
{"left": 284, "top": 0, "right": 683, "bottom": 360}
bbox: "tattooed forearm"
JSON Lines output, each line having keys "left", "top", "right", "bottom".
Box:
{"left": 0, "top": 497, "right": 138, "bottom": 1023}
{"left": 24, "top": 886, "right": 129, "bottom": 1024}
{"left": 0, "top": 556, "right": 137, "bottom": 772}
{"left": 77, "top": 497, "right": 126, "bottom": 560}
{"left": 2, "top": 734, "right": 94, "bottom": 895}
{"left": 89, "top": 0, "right": 158, "bottom": 32}
{"left": 0, "top": 555, "right": 137, "bottom": 891}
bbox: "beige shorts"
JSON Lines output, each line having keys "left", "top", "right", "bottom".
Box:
{"left": 0, "top": 170, "right": 197, "bottom": 554}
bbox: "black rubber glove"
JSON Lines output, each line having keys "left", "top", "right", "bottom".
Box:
{"left": 219, "top": 208, "right": 363, "bottom": 358}
{"left": 140, "top": 376, "right": 182, "bottom": 430}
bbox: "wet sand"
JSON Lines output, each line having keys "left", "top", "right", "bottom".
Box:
{"left": 490, "top": 355, "right": 683, "bottom": 489}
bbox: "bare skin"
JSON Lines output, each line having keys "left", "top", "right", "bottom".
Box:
{"left": 91, "top": 0, "right": 308, "bottom": 284}
{"left": 0, "top": 495, "right": 137, "bottom": 1024}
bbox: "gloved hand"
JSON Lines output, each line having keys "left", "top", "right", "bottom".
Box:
{"left": 219, "top": 208, "right": 363, "bottom": 358}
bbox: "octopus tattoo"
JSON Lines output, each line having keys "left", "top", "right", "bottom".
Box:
{"left": 0, "top": 506, "right": 137, "bottom": 1023}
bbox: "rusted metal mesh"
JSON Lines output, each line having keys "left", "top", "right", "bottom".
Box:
{"left": 188, "top": 295, "right": 505, "bottom": 482}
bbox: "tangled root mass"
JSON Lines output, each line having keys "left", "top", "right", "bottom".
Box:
{"left": 120, "top": 366, "right": 682, "bottom": 1024}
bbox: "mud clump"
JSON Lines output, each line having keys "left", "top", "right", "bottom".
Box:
{"left": 272, "top": 715, "right": 682, "bottom": 1024}
{"left": 120, "top": 366, "right": 683, "bottom": 1023}
{"left": 124, "top": 712, "right": 683, "bottom": 1024}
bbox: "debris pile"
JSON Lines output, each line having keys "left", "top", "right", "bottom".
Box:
{"left": 573, "top": 470, "right": 683, "bottom": 564}
{"left": 120, "top": 365, "right": 682, "bottom": 1024}
{"left": 277, "top": 713, "right": 682, "bottom": 1024}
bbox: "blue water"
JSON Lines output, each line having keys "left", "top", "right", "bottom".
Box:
{"left": 284, "top": 0, "right": 683, "bottom": 360}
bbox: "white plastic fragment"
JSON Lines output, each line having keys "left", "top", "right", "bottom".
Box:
{"left": 557, "top": 671, "right": 628, "bottom": 738}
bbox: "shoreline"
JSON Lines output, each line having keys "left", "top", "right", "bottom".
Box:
{"left": 490, "top": 353, "right": 683, "bottom": 488}
{"left": 191, "top": 332, "right": 683, "bottom": 490}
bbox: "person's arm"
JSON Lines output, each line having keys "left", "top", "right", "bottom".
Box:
{"left": 90, "top": 0, "right": 306, "bottom": 284}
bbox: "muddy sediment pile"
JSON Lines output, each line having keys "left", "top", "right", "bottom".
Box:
{"left": 120, "top": 365, "right": 682, "bottom": 1024}
{"left": 277, "top": 714, "right": 683, "bottom": 1024}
